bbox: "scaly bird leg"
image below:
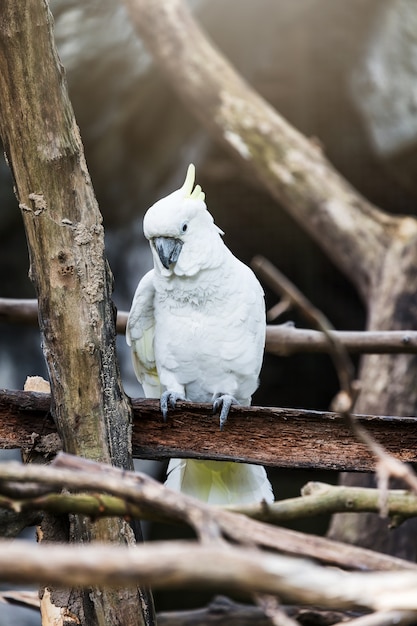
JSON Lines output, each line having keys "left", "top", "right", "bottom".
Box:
{"left": 160, "top": 390, "right": 186, "bottom": 420}
{"left": 212, "top": 394, "right": 239, "bottom": 430}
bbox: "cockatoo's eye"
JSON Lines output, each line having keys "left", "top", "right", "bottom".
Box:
{"left": 181, "top": 222, "right": 188, "bottom": 233}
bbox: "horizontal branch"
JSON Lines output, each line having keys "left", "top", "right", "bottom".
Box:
{"left": 1, "top": 389, "right": 417, "bottom": 472}
{"left": 3, "top": 479, "right": 417, "bottom": 528}
{"left": 0, "top": 592, "right": 340, "bottom": 626}
{"left": 0, "top": 538, "right": 417, "bottom": 612}
{"left": 3, "top": 298, "right": 417, "bottom": 355}
{"left": 266, "top": 326, "right": 417, "bottom": 355}
{"left": 1, "top": 452, "right": 413, "bottom": 574}
{"left": 233, "top": 482, "right": 417, "bottom": 525}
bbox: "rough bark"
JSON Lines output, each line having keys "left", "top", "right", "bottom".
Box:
{"left": 122, "top": 0, "right": 401, "bottom": 304}
{"left": 0, "top": 2, "right": 153, "bottom": 624}
{"left": 1, "top": 390, "right": 417, "bottom": 472}
{"left": 121, "top": 0, "right": 417, "bottom": 559}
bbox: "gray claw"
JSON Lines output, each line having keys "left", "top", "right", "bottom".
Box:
{"left": 212, "top": 394, "right": 239, "bottom": 430}
{"left": 160, "top": 391, "right": 185, "bottom": 421}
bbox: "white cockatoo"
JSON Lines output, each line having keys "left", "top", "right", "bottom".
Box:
{"left": 126, "top": 164, "right": 274, "bottom": 505}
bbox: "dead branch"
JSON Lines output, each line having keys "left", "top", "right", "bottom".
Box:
{"left": 1, "top": 538, "right": 417, "bottom": 612}
{"left": 3, "top": 480, "right": 417, "bottom": 529}
{"left": 0, "top": 592, "right": 352, "bottom": 626}
{"left": 3, "top": 298, "right": 417, "bottom": 355}
{"left": 121, "top": 0, "right": 401, "bottom": 304}
{"left": 0, "top": 452, "right": 414, "bottom": 574}
{"left": 266, "top": 326, "right": 417, "bottom": 356}
{"left": 233, "top": 483, "right": 417, "bottom": 525}
{"left": 1, "top": 390, "right": 417, "bottom": 472}
{"left": 252, "top": 255, "right": 357, "bottom": 406}
{"left": 331, "top": 610, "right": 417, "bottom": 626}
{"left": 253, "top": 256, "right": 417, "bottom": 504}
{"left": 0, "top": 0, "right": 154, "bottom": 620}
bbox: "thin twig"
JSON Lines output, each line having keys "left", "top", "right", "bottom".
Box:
{"left": 251, "top": 256, "right": 356, "bottom": 403}
{"left": 255, "top": 595, "right": 300, "bottom": 626}
{"left": 251, "top": 256, "right": 417, "bottom": 501}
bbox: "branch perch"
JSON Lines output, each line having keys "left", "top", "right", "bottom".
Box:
{"left": 1, "top": 390, "right": 417, "bottom": 472}
{"left": 3, "top": 480, "right": 417, "bottom": 529}
{"left": 3, "top": 298, "right": 417, "bottom": 355}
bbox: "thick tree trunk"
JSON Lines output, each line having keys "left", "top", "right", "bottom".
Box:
{"left": 122, "top": 0, "right": 417, "bottom": 559}
{"left": 0, "top": 2, "right": 153, "bottom": 624}
{"left": 328, "top": 236, "right": 417, "bottom": 559}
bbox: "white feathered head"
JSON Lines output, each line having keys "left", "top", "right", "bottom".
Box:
{"left": 143, "top": 164, "right": 225, "bottom": 276}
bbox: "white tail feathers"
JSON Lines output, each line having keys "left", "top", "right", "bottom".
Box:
{"left": 165, "top": 458, "right": 274, "bottom": 505}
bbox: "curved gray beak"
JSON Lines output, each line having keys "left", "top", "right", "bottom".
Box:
{"left": 154, "top": 237, "right": 183, "bottom": 269}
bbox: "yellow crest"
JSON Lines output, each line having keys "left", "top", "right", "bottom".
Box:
{"left": 182, "top": 163, "right": 205, "bottom": 202}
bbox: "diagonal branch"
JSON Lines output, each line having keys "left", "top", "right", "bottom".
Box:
{"left": 1, "top": 538, "right": 417, "bottom": 611}
{"left": 121, "top": 0, "right": 399, "bottom": 301}
{"left": 0, "top": 452, "right": 415, "bottom": 574}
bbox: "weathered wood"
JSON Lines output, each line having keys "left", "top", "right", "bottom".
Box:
{"left": 2, "top": 453, "right": 415, "bottom": 574}
{"left": 0, "top": 2, "right": 152, "bottom": 624}
{"left": 0, "top": 538, "right": 417, "bottom": 610}
{"left": 1, "top": 390, "right": 416, "bottom": 472}
{"left": 120, "top": 0, "right": 417, "bottom": 560}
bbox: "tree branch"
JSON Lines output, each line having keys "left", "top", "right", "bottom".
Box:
{"left": 121, "top": 0, "right": 401, "bottom": 301}
{"left": 3, "top": 480, "right": 417, "bottom": 536}
{"left": 3, "top": 298, "right": 417, "bottom": 355}
{"left": 0, "top": 1, "right": 153, "bottom": 623}
{"left": 2, "top": 390, "right": 417, "bottom": 472}
{"left": 1, "top": 538, "right": 417, "bottom": 612}
{"left": 0, "top": 452, "right": 414, "bottom": 574}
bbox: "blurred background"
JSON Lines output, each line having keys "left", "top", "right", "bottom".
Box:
{"left": 1, "top": 0, "right": 417, "bottom": 619}
{"left": 4, "top": 0, "right": 417, "bottom": 404}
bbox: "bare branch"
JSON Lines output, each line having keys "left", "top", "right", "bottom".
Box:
{"left": 2, "top": 390, "right": 417, "bottom": 472}
{"left": 253, "top": 256, "right": 417, "bottom": 503}
{"left": 331, "top": 611, "right": 417, "bottom": 626}
{"left": 1, "top": 538, "right": 417, "bottom": 612}
{"left": 120, "top": 0, "right": 401, "bottom": 301}
{"left": 3, "top": 298, "right": 417, "bottom": 355}
{"left": 252, "top": 255, "right": 357, "bottom": 404}
{"left": 4, "top": 478, "right": 417, "bottom": 530}
{"left": 0, "top": 453, "right": 414, "bottom": 574}
{"left": 233, "top": 482, "right": 417, "bottom": 525}
{"left": 266, "top": 326, "right": 417, "bottom": 356}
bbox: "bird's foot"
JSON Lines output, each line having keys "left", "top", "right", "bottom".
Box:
{"left": 212, "top": 394, "right": 239, "bottom": 430}
{"left": 160, "top": 390, "right": 186, "bottom": 421}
